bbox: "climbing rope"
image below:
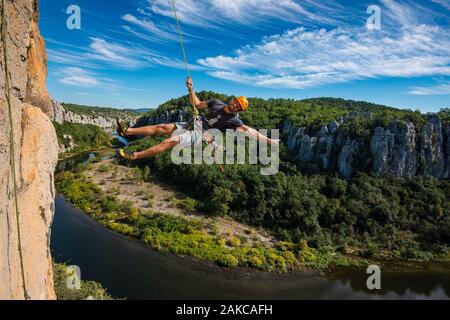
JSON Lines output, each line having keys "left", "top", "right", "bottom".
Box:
{"left": 1, "top": 0, "right": 28, "bottom": 299}
{"left": 171, "top": 0, "right": 199, "bottom": 118}
{"left": 170, "top": 0, "right": 224, "bottom": 172}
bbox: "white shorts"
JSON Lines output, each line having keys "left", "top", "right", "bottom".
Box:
{"left": 173, "top": 122, "right": 202, "bottom": 148}
{"left": 173, "top": 122, "right": 222, "bottom": 148}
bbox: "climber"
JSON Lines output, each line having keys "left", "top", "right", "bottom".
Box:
{"left": 116, "top": 77, "right": 279, "bottom": 161}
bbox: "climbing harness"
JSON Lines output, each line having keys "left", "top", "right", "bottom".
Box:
{"left": 1, "top": 0, "right": 28, "bottom": 299}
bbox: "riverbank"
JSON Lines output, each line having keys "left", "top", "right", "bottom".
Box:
{"left": 51, "top": 195, "right": 450, "bottom": 299}
{"left": 55, "top": 150, "right": 449, "bottom": 274}
{"left": 55, "top": 153, "right": 369, "bottom": 272}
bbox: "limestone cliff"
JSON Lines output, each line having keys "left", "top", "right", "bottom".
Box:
{"left": 282, "top": 114, "right": 450, "bottom": 179}
{"left": 52, "top": 100, "right": 118, "bottom": 129}
{"left": 140, "top": 108, "right": 449, "bottom": 179}
{"left": 135, "top": 108, "right": 191, "bottom": 128}
{"left": 52, "top": 100, "right": 137, "bottom": 132}
{"left": 1, "top": 0, "right": 57, "bottom": 299}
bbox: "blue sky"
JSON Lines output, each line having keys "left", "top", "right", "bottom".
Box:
{"left": 40, "top": 0, "right": 450, "bottom": 112}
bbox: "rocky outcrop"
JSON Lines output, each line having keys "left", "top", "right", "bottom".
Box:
{"left": 1, "top": 0, "right": 57, "bottom": 299}
{"left": 283, "top": 114, "right": 450, "bottom": 179}
{"left": 51, "top": 100, "right": 137, "bottom": 132}
{"left": 135, "top": 109, "right": 192, "bottom": 127}
{"left": 25, "top": 5, "right": 53, "bottom": 117}
{"left": 420, "top": 114, "right": 446, "bottom": 178}
{"left": 338, "top": 138, "right": 359, "bottom": 178}
{"left": 445, "top": 123, "right": 450, "bottom": 179}
{"left": 52, "top": 100, "right": 116, "bottom": 128}
{"left": 370, "top": 122, "right": 418, "bottom": 177}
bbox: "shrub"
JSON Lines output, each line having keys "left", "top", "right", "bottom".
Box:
{"left": 121, "top": 200, "right": 135, "bottom": 215}
{"left": 143, "top": 166, "right": 151, "bottom": 181}
{"left": 297, "top": 240, "right": 317, "bottom": 264}
{"left": 217, "top": 254, "right": 239, "bottom": 268}
{"left": 100, "top": 195, "right": 120, "bottom": 213}
{"left": 174, "top": 197, "right": 198, "bottom": 212}
{"left": 267, "top": 253, "right": 286, "bottom": 270}
{"left": 282, "top": 251, "right": 297, "bottom": 266}
{"left": 106, "top": 222, "right": 136, "bottom": 236}
{"left": 129, "top": 207, "right": 139, "bottom": 222}
{"left": 362, "top": 243, "right": 379, "bottom": 258}
{"left": 110, "top": 186, "right": 120, "bottom": 195}
{"left": 277, "top": 241, "right": 295, "bottom": 252}
{"left": 215, "top": 237, "right": 226, "bottom": 246}
{"left": 249, "top": 255, "right": 265, "bottom": 269}
{"left": 134, "top": 168, "right": 143, "bottom": 181}
{"left": 227, "top": 237, "right": 241, "bottom": 247}
{"left": 98, "top": 164, "right": 109, "bottom": 173}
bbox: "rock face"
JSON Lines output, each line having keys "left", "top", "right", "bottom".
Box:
{"left": 51, "top": 100, "right": 137, "bottom": 132}
{"left": 445, "top": 123, "right": 450, "bottom": 179}
{"left": 51, "top": 100, "right": 116, "bottom": 128}
{"left": 25, "top": 5, "right": 53, "bottom": 118}
{"left": 283, "top": 115, "right": 450, "bottom": 179}
{"left": 135, "top": 109, "right": 192, "bottom": 127}
{"left": 1, "top": 0, "right": 57, "bottom": 299}
{"left": 420, "top": 114, "right": 446, "bottom": 178}
{"left": 370, "top": 122, "right": 418, "bottom": 177}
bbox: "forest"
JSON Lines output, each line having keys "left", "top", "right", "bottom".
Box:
{"left": 53, "top": 122, "right": 112, "bottom": 154}
{"left": 124, "top": 136, "right": 449, "bottom": 260}
{"left": 122, "top": 94, "right": 450, "bottom": 259}
{"left": 58, "top": 95, "right": 450, "bottom": 261}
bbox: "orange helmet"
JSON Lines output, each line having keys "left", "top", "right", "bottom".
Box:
{"left": 235, "top": 96, "right": 249, "bottom": 111}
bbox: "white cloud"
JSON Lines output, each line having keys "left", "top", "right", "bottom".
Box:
{"left": 57, "top": 67, "right": 149, "bottom": 93}
{"left": 122, "top": 26, "right": 166, "bottom": 43}
{"left": 144, "top": 55, "right": 206, "bottom": 70}
{"left": 431, "top": 0, "right": 450, "bottom": 10}
{"left": 48, "top": 37, "right": 153, "bottom": 70}
{"left": 145, "top": 0, "right": 339, "bottom": 27}
{"left": 87, "top": 38, "right": 147, "bottom": 68}
{"left": 59, "top": 67, "right": 100, "bottom": 87}
{"left": 198, "top": 21, "right": 450, "bottom": 89}
{"left": 121, "top": 14, "right": 179, "bottom": 41}
{"left": 408, "top": 80, "right": 450, "bottom": 95}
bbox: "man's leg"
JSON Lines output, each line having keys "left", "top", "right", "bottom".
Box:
{"left": 132, "top": 136, "right": 180, "bottom": 160}
{"left": 126, "top": 123, "right": 177, "bottom": 137}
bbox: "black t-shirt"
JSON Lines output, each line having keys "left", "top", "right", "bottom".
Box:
{"left": 202, "top": 99, "right": 244, "bottom": 132}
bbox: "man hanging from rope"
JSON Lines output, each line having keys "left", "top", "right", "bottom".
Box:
{"left": 116, "top": 77, "right": 279, "bottom": 161}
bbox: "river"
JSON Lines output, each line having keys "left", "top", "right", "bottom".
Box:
{"left": 50, "top": 196, "right": 450, "bottom": 300}
{"left": 50, "top": 152, "right": 450, "bottom": 300}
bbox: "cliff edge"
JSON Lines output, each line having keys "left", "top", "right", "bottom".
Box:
{"left": 0, "top": 0, "right": 57, "bottom": 299}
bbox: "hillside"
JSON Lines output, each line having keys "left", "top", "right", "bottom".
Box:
{"left": 135, "top": 92, "right": 449, "bottom": 180}
{"left": 61, "top": 103, "right": 147, "bottom": 118}
{"left": 137, "top": 92, "right": 412, "bottom": 130}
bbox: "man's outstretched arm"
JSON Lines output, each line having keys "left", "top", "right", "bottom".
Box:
{"left": 186, "top": 77, "right": 208, "bottom": 110}
{"left": 237, "top": 125, "right": 280, "bottom": 145}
